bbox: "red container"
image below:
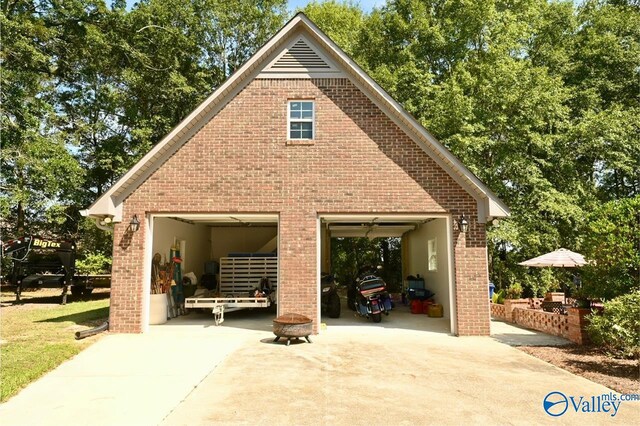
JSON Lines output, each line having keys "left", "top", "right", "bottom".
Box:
{"left": 422, "top": 300, "right": 434, "bottom": 314}
{"left": 410, "top": 299, "right": 423, "bottom": 314}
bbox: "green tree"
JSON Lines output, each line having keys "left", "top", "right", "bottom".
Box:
{"left": 355, "top": 0, "right": 640, "bottom": 293}
{"left": 580, "top": 196, "right": 640, "bottom": 300}
{"left": 301, "top": 0, "right": 367, "bottom": 58}
{"left": 1, "top": 1, "right": 84, "bottom": 237}
{"left": 331, "top": 237, "right": 402, "bottom": 292}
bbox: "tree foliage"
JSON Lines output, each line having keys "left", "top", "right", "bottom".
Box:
{"left": 2, "top": 0, "right": 286, "bottom": 256}
{"left": 2, "top": 0, "right": 639, "bottom": 298}
{"left": 580, "top": 195, "right": 640, "bottom": 300}
{"left": 331, "top": 237, "right": 402, "bottom": 292}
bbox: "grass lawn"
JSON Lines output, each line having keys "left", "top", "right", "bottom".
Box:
{"left": 0, "top": 289, "right": 110, "bottom": 402}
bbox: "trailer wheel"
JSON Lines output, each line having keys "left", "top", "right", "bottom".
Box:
{"left": 347, "top": 285, "right": 356, "bottom": 311}
{"left": 71, "top": 286, "right": 84, "bottom": 297}
{"left": 327, "top": 293, "right": 341, "bottom": 318}
{"left": 82, "top": 287, "right": 94, "bottom": 296}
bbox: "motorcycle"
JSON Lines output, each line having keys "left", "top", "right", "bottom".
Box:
{"left": 348, "top": 266, "right": 392, "bottom": 323}
{"left": 320, "top": 273, "right": 341, "bottom": 318}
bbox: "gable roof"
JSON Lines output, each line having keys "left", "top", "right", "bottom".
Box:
{"left": 84, "top": 13, "right": 509, "bottom": 223}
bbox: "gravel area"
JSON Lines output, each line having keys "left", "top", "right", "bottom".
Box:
{"left": 519, "top": 345, "right": 640, "bottom": 395}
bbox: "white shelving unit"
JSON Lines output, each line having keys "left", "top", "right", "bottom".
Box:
{"left": 219, "top": 256, "right": 278, "bottom": 296}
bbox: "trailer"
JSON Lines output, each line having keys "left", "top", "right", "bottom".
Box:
{"left": 1, "top": 235, "right": 111, "bottom": 304}
{"left": 184, "top": 255, "right": 277, "bottom": 325}
{"left": 185, "top": 294, "right": 271, "bottom": 325}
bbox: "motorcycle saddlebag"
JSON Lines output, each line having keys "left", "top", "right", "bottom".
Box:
{"left": 357, "top": 301, "right": 369, "bottom": 316}
{"left": 383, "top": 295, "right": 392, "bottom": 311}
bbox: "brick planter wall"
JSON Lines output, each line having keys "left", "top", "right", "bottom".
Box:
{"left": 490, "top": 303, "right": 507, "bottom": 320}
{"left": 503, "top": 299, "right": 530, "bottom": 321}
{"left": 568, "top": 308, "right": 592, "bottom": 345}
{"left": 491, "top": 300, "right": 593, "bottom": 345}
{"left": 513, "top": 308, "right": 570, "bottom": 339}
{"left": 527, "top": 298, "right": 544, "bottom": 310}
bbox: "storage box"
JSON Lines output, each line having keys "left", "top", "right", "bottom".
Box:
{"left": 407, "top": 277, "right": 425, "bottom": 290}
{"left": 427, "top": 303, "right": 443, "bottom": 318}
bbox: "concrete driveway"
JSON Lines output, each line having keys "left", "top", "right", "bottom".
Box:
{"left": 1, "top": 309, "right": 638, "bottom": 425}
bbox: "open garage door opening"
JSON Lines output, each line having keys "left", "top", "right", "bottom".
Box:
{"left": 319, "top": 215, "right": 455, "bottom": 334}
{"left": 147, "top": 214, "right": 278, "bottom": 330}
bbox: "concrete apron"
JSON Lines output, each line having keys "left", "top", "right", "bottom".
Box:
{"left": 1, "top": 311, "right": 638, "bottom": 425}
{"left": 0, "top": 325, "right": 256, "bottom": 426}
{"left": 162, "top": 326, "right": 639, "bottom": 426}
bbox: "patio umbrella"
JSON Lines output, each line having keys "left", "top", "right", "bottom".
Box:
{"left": 518, "top": 248, "right": 587, "bottom": 268}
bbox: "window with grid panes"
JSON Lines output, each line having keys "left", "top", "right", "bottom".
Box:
{"left": 288, "top": 101, "right": 314, "bottom": 139}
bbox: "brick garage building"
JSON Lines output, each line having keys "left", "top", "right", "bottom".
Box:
{"left": 85, "top": 14, "right": 508, "bottom": 335}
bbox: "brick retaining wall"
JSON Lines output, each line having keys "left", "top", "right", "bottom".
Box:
{"left": 490, "top": 299, "right": 592, "bottom": 345}
{"left": 490, "top": 303, "right": 506, "bottom": 320}
{"left": 513, "top": 307, "right": 570, "bottom": 339}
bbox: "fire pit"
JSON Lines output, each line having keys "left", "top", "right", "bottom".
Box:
{"left": 273, "top": 313, "right": 313, "bottom": 346}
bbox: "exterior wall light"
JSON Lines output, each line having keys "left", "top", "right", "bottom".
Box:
{"left": 129, "top": 215, "right": 141, "bottom": 232}
{"left": 458, "top": 214, "right": 469, "bottom": 233}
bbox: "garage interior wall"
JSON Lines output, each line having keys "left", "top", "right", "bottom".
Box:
{"left": 210, "top": 226, "right": 277, "bottom": 261}
{"left": 152, "top": 218, "right": 210, "bottom": 279}
{"left": 405, "top": 219, "right": 450, "bottom": 318}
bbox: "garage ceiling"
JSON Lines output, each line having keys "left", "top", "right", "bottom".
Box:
{"left": 157, "top": 213, "right": 278, "bottom": 227}
{"left": 322, "top": 215, "right": 443, "bottom": 238}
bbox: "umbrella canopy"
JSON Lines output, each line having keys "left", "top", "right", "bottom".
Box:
{"left": 518, "top": 248, "right": 587, "bottom": 268}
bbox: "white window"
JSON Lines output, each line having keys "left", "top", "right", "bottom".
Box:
{"left": 428, "top": 238, "right": 438, "bottom": 271}
{"left": 288, "top": 100, "right": 314, "bottom": 140}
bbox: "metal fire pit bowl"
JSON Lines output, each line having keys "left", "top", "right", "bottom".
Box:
{"left": 273, "top": 313, "right": 313, "bottom": 346}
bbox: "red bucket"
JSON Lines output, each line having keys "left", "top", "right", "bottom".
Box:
{"left": 410, "top": 299, "right": 423, "bottom": 314}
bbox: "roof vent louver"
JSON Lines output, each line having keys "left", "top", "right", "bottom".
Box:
{"left": 271, "top": 39, "right": 330, "bottom": 70}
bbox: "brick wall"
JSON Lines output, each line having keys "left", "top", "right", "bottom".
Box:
{"left": 512, "top": 308, "right": 570, "bottom": 339}
{"left": 490, "top": 303, "right": 507, "bottom": 320}
{"left": 491, "top": 299, "right": 593, "bottom": 344}
{"left": 110, "top": 78, "right": 488, "bottom": 335}
{"left": 567, "top": 308, "right": 592, "bottom": 344}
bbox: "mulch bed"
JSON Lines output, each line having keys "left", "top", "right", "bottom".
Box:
{"left": 519, "top": 345, "right": 639, "bottom": 395}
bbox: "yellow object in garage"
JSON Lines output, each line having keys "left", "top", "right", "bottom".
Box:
{"left": 427, "top": 303, "right": 443, "bottom": 318}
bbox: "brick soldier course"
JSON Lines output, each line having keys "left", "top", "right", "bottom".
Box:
{"left": 88, "top": 14, "right": 508, "bottom": 335}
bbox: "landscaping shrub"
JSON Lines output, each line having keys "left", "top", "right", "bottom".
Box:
{"left": 505, "top": 282, "right": 523, "bottom": 299}
{"left": 492, "top": 289, "right": 505, "bottom": 304}
{"left": 587, "top": 291, "right": 640, "bottom": 359}
{"left": 580, "top": 196, "right": 640, "bottom": 300}
{"left": 76, "top": 251, "right": 111, "bottom": 275}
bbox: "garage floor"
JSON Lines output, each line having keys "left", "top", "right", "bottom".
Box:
{"left": 162, "top": 299, "right": 450, "bottom": 335}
